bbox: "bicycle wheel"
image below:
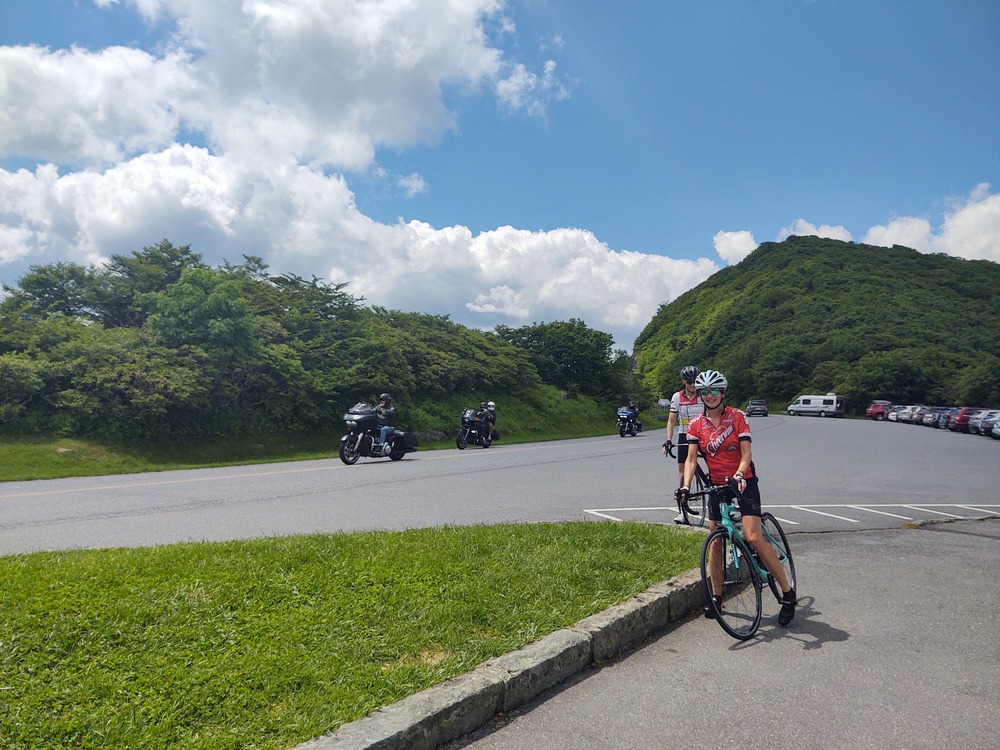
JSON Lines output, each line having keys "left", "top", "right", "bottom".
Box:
{"left": 700, "top": 530, "right": 763, "bottom": 640}
{"left": 689, "top": 466, "right": 709, "bottom": 527}
{"left": 761, "top": 512, "right": 796, "bottom": 603}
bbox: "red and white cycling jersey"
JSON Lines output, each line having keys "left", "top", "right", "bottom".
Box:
{"left": 687, "top": 406, "right": 754, "bottom": 481}
{"left": 670, "top": 389, "right": 704, "bottom": 436}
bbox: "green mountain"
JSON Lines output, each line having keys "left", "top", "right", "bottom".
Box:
{"left": 633, "top": 236, "right": 1000, "bottom": 411}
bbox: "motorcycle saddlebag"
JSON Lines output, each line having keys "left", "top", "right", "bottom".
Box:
{"left": 401, "top": 431, "right": 419, "bottom": 450}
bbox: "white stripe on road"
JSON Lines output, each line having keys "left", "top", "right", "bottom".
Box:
{"left": 901, "top": 505, "right": 967, "bottom": 518}
{"left": 846, "top": 505, "right": 914, "bottom": 520}
{"left": 790, "top": 506, "right": 859, "bottom": 522}
{"left": 955, "top": 505, "right": 1000, "bottom": 515}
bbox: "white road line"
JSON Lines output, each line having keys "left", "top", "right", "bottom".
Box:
{"left": 582, "top": 510, "right": 626, "bottom": 522}
{"left": 955, "top": 505, "right": 999, "bottom": 515}
{"left": 901, "top": 505, "right": 967, "bottom": 518}
{"left": 766, "top": 514, "right": 799, "bottom": 525}
{"left": 847, "top": 505, "right": 914, "bottom": 520}
{"left": 790, "top": 506, "right": 859, "bottom": 522}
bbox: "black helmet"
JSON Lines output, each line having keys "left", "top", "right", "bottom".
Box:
{"left": 480, "top": 402, "right": 488, "bottom": 409}
{"left": 680, "top": 365, "right": 700, "bottom": 384}
{"left": 379, "top": 393, "right": 391, "bottom": 403}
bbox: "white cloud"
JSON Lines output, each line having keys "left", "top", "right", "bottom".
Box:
{"left": 0, "top": 45, "right": 193, "bottom": 166}
{"left": 864, "top": 183, "right": 1000, "bottom": 262}
{"left": 776, "top": 219, "right": 853, "bottom": 243}
{"left": 398, "top": 173, "right": 428, "bottom": 198}
{"left": 713, "top": 230, "right": 757, "bottom": 264}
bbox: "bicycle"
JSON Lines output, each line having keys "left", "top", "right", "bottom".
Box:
{"left": 684, "top": 478, "right": 797, "bottom": 640}
{"left": 664, "top": 442, "right": 710, "bottom": 526}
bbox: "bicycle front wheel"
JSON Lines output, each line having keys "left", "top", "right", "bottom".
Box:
{"left": 761, "top": 512, "right": 796, "bottom": 602}
{"left": 689, "top": 467, "right": 709, "bottom": 527}
{"left": 700, "top": 530, "right": 763, "bottom": 640}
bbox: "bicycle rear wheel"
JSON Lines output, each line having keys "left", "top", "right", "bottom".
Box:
{"left": 761, "top": 512, "right": 796, "bottom": 603}
{"left": 700, "top": 530, "right": 763, "bottom": 640}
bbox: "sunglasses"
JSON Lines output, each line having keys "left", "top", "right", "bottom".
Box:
{"left": 699, "top": 388, "right": 724, "bottom": 396}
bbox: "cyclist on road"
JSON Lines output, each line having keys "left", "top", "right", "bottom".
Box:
{"left": 664, "top": 365, "right": 704, "bottom": 524}
{"left": 678, "top": 369, "right": 797, "bottom": 626}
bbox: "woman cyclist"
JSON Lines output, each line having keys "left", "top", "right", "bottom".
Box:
{"left": 678, "top": 369, "right": 797, "bottom": 626}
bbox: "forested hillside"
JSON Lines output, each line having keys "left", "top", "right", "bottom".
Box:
{"left": 0, "top": 241, "right": 621, "bottom": 442}
{"left": 634, "top": 236, "right": 1000, "bottom": 411}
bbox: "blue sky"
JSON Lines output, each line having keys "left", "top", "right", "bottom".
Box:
{"left": 1, "top": 0, "right": 998, "bottom": 349}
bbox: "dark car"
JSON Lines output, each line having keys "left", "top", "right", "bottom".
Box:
{"left": 746, "top": 400, "right": 769, "bottom": 417}
{"left": 866, "top": 400, "right": 893, "bottom": 420}
{"left": 948, "top": 407, "right": 987, "bottom": 433}
{"left": 937, "top": 407, "right": 959, "bottom": 429}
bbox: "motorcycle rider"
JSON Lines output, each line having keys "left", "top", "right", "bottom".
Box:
{"left": 475, "top": 402, "right": 492, "bottom": 444}
{"left": 375, "top": 393, "right": 397, "bottom": 455}
{"left": 485, "top": 400, "right": 497, "bottom": 439}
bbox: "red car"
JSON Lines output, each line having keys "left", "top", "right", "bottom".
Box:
{"left": 866, "top": 401, "right": 894, "bottom": 421}
{"left": 948, "top": 407, "right": 987, "bottom": 433}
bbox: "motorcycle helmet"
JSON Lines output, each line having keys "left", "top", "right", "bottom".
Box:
{"left": 479, "top": 402, "right": 488, "bottom": 409}
{"left": 680, "top": 365, "right": 700, "bottom": 384}
{"left": 487, "top": 401, "right": 496, "bottom": 410}
{"left": 694, "top": 369, "right": 728, "bottom": 392}
{"left": 379, "top": 393, "right": 392, "bottom": 403}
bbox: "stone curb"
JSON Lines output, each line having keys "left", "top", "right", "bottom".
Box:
{"left": 296, "top": 567, "right": 704, "bottom": 750}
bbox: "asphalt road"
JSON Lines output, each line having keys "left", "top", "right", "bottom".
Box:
{"left": 449, "top": 518, "right": 1000, "bottom": 750}
{"left": 0, "top": 416, "right": 997, "bottom": 554}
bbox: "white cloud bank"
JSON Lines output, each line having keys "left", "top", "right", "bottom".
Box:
{"left": 1, "top": 1, "right": 998, "bottom": 350}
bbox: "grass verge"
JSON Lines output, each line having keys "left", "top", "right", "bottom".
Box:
{"left": 0, "top": 521, "right": 701, "bottom": 750}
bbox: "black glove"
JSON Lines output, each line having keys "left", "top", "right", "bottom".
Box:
{"left": 661, "top": 440, "right": 673, "bottom": 457}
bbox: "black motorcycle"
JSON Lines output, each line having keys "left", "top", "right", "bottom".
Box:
{"left": 616, "top": 407, "right": 643, "bottom": 437}
{"left": 339, "top": 402, "right": 418, "bottom": 464}
{"left": 456, "top": 408, "right": 493, "bottom": 449}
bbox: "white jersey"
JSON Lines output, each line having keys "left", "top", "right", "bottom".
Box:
{"left": 670, "top": 389, "right": 704, "bottom": 438}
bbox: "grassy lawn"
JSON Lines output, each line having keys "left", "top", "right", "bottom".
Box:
{"left": 0, "top": 522, "right": 702, "bottom": 750}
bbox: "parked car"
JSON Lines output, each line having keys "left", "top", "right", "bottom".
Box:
{"left": 746, "top": 399, "right": 769, "bottom": 417}
{"left": 887, "top": 405, "right": 907, "bottom": 422}
{"left": 991, "top": 419, "right": 1000, "bottom": 440}
{"left": 937, "top": 407, "right": 959, "bottom": 429}
{"left": 787, "top": 393, "right": 845, "bottom": 417}
{"left": 969, "top": 409, "right": 1000, "bottom": 435}
{"left": 898, "top": 405, "right": 924, "bottom": 424}
{"left": 978, "top": 411, "right": 1000, "bottom": 437}
{"left": 948, "top": 407, "right": 987, "bottom": 432}
{"left": 922, "top": 407, "right": 950, "bottom": 427}
{"left": 866, "top": 400, "right": 893, "bottom": 421}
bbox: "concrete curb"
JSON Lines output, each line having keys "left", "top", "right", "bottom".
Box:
{"left": 296, "top": 567, "right": 704, "bottom": 750}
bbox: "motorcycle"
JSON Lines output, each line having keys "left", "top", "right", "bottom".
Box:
{"left": 456, "top": 408, "right": 494, "bottom": 449}
{"left": 616, "top": 407, "right": 643, "bottom": 437}
{"left": 339, "top": 402, "right": 418, "bottom": 465}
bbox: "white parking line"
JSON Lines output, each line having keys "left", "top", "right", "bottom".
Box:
{"left": 956, "top": 505, "right": 999, "bottom": 515}
{"left": 847, "top": 505, "right": 914, "bottom": 520}
{"left": 790, "top": 506, "right": 859, "bottom": 522}
{"left": 901, "top": 505, "right": 967, "bottom": 518}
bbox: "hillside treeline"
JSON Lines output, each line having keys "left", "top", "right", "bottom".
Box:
{"left": 634, "top": 237, "right": 1000, "bottom": 411}
{"left": 0, "top": 241, "right": 622, "bottom": 441}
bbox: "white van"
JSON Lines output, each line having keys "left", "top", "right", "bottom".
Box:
{"left": 787, "top": 393, "right": 845, "bottom": 417}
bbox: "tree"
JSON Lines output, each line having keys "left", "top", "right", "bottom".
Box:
{"left": 495, "top": 319, "right": 616, "bottom": 396}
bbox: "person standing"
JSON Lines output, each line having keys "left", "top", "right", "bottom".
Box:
{"left": 663, "top": 366, "right": 704, "bottom": 524}
{"left": 679, "top": 369, "right": 796, "bottom": 626}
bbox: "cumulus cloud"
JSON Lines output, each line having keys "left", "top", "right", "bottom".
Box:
{"left": 776, "top": 219, "right": 853, "bottom": 243}
{"left": 863, "top": 183, "right": 1000, "bottom": 262}
{"left": 713, "top": 230, "right": 758, "bottom": 264}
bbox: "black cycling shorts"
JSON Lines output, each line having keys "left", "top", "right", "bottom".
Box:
{"left": 708, "top": 476, "right": 762, "bottom": 522}
{"left": 676, "top": 434, "right": 689, "bottom": 465}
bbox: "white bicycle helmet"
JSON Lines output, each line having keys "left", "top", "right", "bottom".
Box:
{"left": 694, "top": 369, "right": 728, "bottom": 391}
